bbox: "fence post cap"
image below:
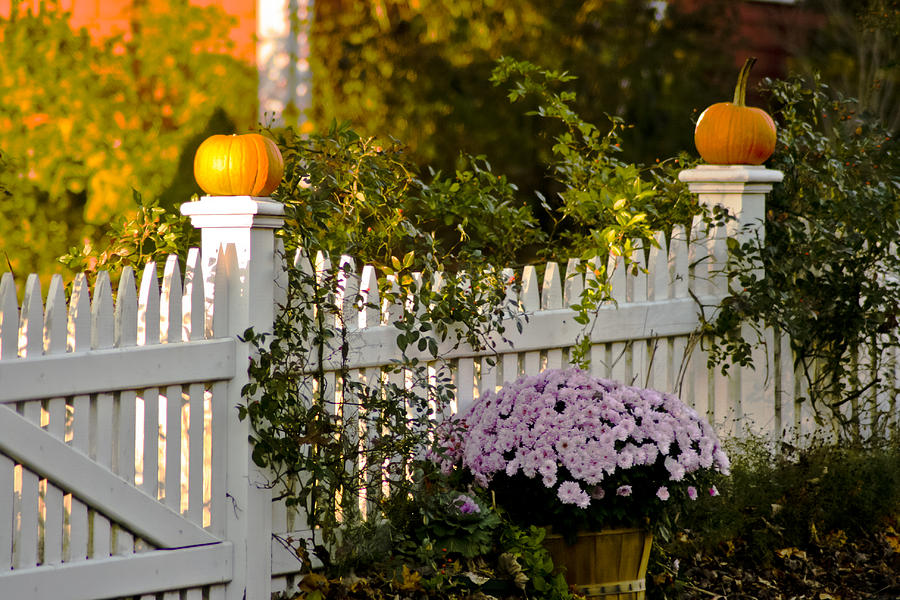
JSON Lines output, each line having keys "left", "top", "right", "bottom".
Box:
{"left": 180, "top": 196, "right": 285, "bottom": 229}
{"left": 678, "top": 165, "right": 784, "bottom": 185}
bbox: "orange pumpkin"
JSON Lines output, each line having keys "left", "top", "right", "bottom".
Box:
{"left": 694, "top": 57, "right": 776, "bottom": 165}
{"left": 193, "top": 133, "right": 284, "bottom": 196}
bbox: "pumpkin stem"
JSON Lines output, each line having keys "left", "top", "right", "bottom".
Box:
{"left": 732, "top": 57, "right": 757, "bottom": 107}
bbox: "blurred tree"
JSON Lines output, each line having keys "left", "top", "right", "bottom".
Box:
{"left": 792, "top": 0, "right": 900, "bottom": 134}
{"left": 0, "top": 1, "right": 255, "bottom": 280}
{"left": 308, "top": 0, "right": 739, "bottom": 200}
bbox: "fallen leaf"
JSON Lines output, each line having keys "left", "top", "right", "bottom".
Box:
{"left": 776, "top": 547, "right": 808, "bottom": 560}
{"left": 884, "top": 527, "right": 900, "bottom": 552}
{"left": 395, "top": 564, "right": 422, "bottom": 591}
{"left": 465, "top": 572, "right": 490, "bottom": 585}
{"left": 497, "top": 553, "right": 528, "bottom": 589}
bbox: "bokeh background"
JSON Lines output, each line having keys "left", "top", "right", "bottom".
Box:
{"left": 0, "top": 0, "right": 895, "bottom": 281}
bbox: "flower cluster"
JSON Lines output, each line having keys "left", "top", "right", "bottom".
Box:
{"left": 432, "top": 368, "right": 729, "bottom": 532}
{"left": 453, "top": 493, "right": 481, "bottom": 515}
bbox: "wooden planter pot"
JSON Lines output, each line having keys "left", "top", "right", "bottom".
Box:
{"left": 543, "top": 528, "right": 653, "bottom": 599}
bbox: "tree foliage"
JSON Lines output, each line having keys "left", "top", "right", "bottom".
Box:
{"left": 794, "top": 0, "right": 900, "bottom": 134}
{"left": 308, "top": 0, "right": 738, "bottom": 201}
{"left": 0, "top": 1, "right": 254, "bottom": 280}
{"left": 270, "top": 122, "right": 544, "bottom": 270}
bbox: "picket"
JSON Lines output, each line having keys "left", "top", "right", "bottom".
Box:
{"left": 68, "top": 273, "right": 92, "bottom": 563}
{"left": 92, "top": 273, "right": 116, "bottom": 559}
{"left": 136, "top": 263, "right": 159, "bottom": 509}
{"left": 339, "top": 255, "right": 360, "bottom": 331}
{"left": 338, "top": 258, "right": 363, "bottom": 512}
{"left": 648, "top": 233, "right": 668, "bottom": 302}
{"left": 359, "top": 264, "right": 380, "bottom": 329}
{"left": 518, "top": 265, "right": 543, "bottom": 385}
{"left": 0, "top": 272, "right": 16, "bottom": 357}
{"left": 162, "top": 256, "right": 184, "bottom": 515}
{"left": 0, "top": 450, "right": 12, "bottom": 571}
{"left": 632, "top": 242, "right": 650, "bottom": 381}
{"left": 563, "top": 258, "right": 583, "bottom": 307}
{"left": 17, "top": 275, "right": 42, "bottom": 569}
{"left": 184, "top": 250, "right": 207, "bottom": 527}
{"left": 646, "top": 236, "right": 671, "bottom": 391}
{"left": 44, "top": 275, "right": 68, "bottom": 564}
{"left": 501, "top": 266, "right": 520, "bottom": 385}
{"left": 208, "top": 244, "right": 233, "bottom": 540}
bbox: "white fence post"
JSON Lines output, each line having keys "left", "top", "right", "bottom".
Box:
{"left": 181, "top": 196, "right": 285, "bottom": 600}
{"left": 678, "top": 165, "right": 784, "bottom": 437}
{"left": 678, "top": 164, "right": 782, "bottom": 252}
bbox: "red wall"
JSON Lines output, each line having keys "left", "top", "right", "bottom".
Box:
{"left": 677, "top": 0, "right": 824, "bottom": 90}
{"left": 733, "top": 2, "right": 824, "bottom": 77}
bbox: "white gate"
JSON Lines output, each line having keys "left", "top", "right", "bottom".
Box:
{"left": 0, "top": 251, "right": 235, "bottom": 599}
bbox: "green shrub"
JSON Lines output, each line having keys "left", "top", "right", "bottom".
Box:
{"left": 326, "top": 471, "right": 572, "bottom": 600}
{"left": 703, "top": 73, "right": 900, "bottom": 440}
{"left": 664, "top": 436, "right": 900, "bottom": 568}
{"left": 271, "top": 122, "right": 543, "bottom": 270}
{"left": 59, "top": 191, "right": 198, "bottom": 285}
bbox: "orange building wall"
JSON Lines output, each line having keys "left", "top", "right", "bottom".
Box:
{"left": 0, "top": 0, "right": 258, "bottom": 64}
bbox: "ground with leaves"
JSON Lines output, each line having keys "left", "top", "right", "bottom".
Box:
{"left": 274, "top": 519, "right": 900, "bottom": 600}
{"left": 274, "top": 438, "right": 900, "bottom": 600}
{"left": 651, "top": 519, "right": 900, "bottom": 599}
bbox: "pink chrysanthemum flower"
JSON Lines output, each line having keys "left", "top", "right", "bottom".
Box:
{"left": 433, "top": 368, "right": 729, "bottom": 524}
{"left": 558, "top": 480, "right": 590, "bottom": 508}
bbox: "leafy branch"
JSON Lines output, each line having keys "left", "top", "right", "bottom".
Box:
{"left": 699, "top": 74, "right": 900, "bottom": 441}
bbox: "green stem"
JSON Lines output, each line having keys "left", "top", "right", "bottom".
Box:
{"left": 732, "top": 57, "right": 757, "bottom": 107}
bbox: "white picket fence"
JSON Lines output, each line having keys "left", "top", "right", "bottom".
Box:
{"left": 0, "top": 222, "right": 798, "bottom": 600}
{"left": 301, "top": 222, "right": 808, "bottom": 441}
{"left": 1, "top": 166, "right": 894, "bottom": 599}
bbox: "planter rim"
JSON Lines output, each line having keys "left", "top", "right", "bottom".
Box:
{"left": 544, "top": 526, "right": 649, "bottom": 538}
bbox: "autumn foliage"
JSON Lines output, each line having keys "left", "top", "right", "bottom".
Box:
{"left": 0, "top": 3, "right": 254, "bottom": 279}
